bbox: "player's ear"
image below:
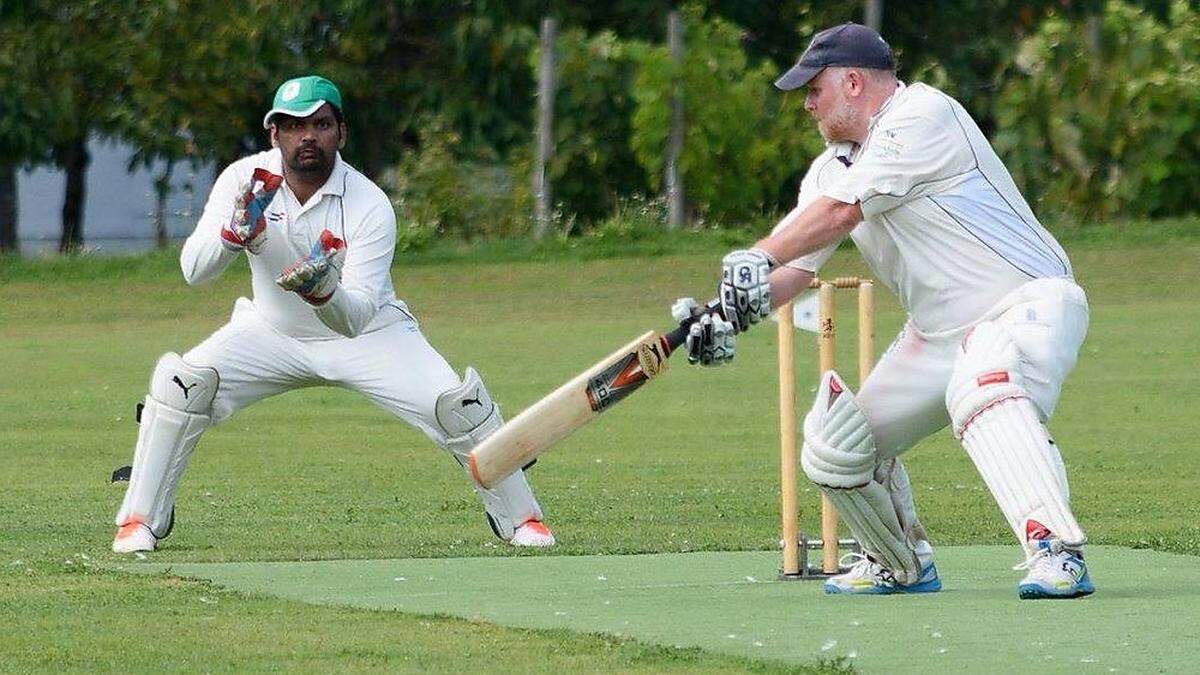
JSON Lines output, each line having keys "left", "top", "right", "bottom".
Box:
{"left": 269, "top": 125, "right": 279, "bottom": 149}
{"left": 846, "top": 69, "right": 866, "bottom": 96}
{"left": 337, "top": 122, "right": 347, "bottom": 150}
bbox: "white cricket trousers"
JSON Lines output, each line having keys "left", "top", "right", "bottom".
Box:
{"left": 858, "top": 277, "right": 1089, "bottom": 458}
{"left": 185, "top": 297, "right": 460, "bottom": 445}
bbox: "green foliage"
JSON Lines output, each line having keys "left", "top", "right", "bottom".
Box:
{"left": 993, "top": 0, "right": 1200, "bottom": 223}
{"left": 628, "top": 5, "right": 823, "bottom": 224}
{"left": 542, "top": 29, "right": 651, "bottom": 223}
{"left": 117, "top": 0, "right": 300, "bottom": 168}
{"left": 289, "top": 2, "right": 539, "bottom": 178}
{"left": 588, "top": 193, "right": 671, "bottom": 242}
{"left": 0, "top": 19, "right": 52, "bottom": 163}
{"left": 385, "top": 118, "right": 528, "bottom": 249}
{"left": 11, "top": 0, "right": 1200, "bottom": 247}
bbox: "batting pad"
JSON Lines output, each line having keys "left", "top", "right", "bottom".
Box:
{"left": 435, "top": 368, "right": 543, "bottom": 540}
{"left": 826, "top": 482, "right": 923, "bottom": 584}
{"left": 947, "top": 321, "right": 1084, "bottom": 549}
{"left": 958, "top": 396, "right": 1084, "bottom": 549}
{"left": 801, "top": 370, "right": 876, "bottom": 488}
{"left": 116, "top": 353, "right": 218, "bottom": 537}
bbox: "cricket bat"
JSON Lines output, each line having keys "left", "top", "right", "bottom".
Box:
{"left": 468, "top": 318, "right": 698, "bottom": 489}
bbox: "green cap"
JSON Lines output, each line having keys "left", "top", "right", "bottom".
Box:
{"left": 262, "top": 75, "right": 343, "bottom": 129}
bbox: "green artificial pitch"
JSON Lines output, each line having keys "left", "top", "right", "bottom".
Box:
{"left": 130, "top": 545, "right": 1196, "bottom": 673}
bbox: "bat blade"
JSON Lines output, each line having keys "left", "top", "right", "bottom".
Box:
{"left": 468, "top": 328, "right": 682, "bottom": 489}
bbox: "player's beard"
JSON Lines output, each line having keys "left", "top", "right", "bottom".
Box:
{"left": 817, "top": 98, "right": 858, "bottom": 143}
{"left": 285, "top": 143, "right": 334, "bottom": 179}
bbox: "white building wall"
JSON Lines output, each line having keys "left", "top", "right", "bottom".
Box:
{"left": 18, "top": 136, "right": 216, "bottom": 254}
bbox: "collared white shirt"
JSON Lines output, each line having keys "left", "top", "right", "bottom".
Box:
{"left": 780, "top": 82, "right": 1073, "bottom": 335}
{"left": 181, "top": 149, "right": 407, "bottom": 338}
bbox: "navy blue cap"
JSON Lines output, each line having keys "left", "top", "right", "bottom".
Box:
{"left": 775, "top": 23, "right": 894, "bottom": 91}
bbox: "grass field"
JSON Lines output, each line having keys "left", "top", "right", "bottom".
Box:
{"left": 2, "top": 230, "right": 1198, "bottom": 672}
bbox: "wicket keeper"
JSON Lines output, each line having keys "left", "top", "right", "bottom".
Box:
{"left": 112, "top": 75, "right": 555, "bottom": 553}
{"left": 676, "top": 24, "right": 1093, "bottom": 598}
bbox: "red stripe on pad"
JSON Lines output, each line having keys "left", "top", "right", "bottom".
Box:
{"left": 977, "top": 370, "right": 1010, "bottom": 386}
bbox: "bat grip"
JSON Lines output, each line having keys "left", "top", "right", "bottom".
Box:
{"left": 664, "top": 300, "right": 724, "bottom": 354}
{"left": 664, "top": 322, "right": 691, "bottom": 352}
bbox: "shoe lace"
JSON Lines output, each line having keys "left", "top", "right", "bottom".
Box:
{"left": 838, "top": 551, "right": 871, "bottom": 569}
{"left": 1012, "top": 543, "right": 1058, "bottom": 573}
{"left": 838, "top": 551, "right": 892, "bottom": 580}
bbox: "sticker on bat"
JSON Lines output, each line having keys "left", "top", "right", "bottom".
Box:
{"left": 586, "top": 349, "right": 651, "bottom": 413}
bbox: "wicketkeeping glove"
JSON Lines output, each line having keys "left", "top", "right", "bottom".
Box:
{"left": 719, "top": 248, "right": 776, "bottom": 333}
{"left": 276, "top": 229, "right": 346, "bottom": 305}
{"left": 670, "top": 298, "right": 736, "bottom": 366}
{"left": 221, "top": 168, "right": 284, "bottom": 254}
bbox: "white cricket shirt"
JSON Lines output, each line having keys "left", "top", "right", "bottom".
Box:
{"left": 181, "top": 149, "right": 408, "bottom": 338}
{"left": 782, "top": 82, "right": 1073, "bottom": 335}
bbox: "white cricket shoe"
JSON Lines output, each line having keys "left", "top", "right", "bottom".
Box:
{"left": 510, "top": 519, "right": 556, "bottom": 547}
{"left": 825, "top": 552, "right": 941, "bottom": 595}
{"left": 1015, "top": 538, "right": 1094, "bottom": 599}
{"left": 112, "top": 519, "right": 156, "bottom": 553}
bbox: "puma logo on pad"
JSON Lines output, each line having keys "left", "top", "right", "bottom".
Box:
{"left": 461, "top": 391, "right": 483, "bottom": 408}
{"left": 172, "top": 376, "right": 199, "bottom": 399}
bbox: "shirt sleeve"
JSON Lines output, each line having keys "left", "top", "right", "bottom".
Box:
{"left": 822, "top": 97, "right": 974, "bottom": 219}
{"left": 180, "top": 162, "right": 242, "bottom": 285}
{"left": 771, "top": 149, "right": 851, "bottom": 273}
{"left": 313, "top": 198, "right": 396, "bottom": 338}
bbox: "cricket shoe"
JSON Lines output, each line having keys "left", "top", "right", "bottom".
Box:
{"left": 112, "top": 519, "right": 156, "bottom": 554}
{"left": 1014, "top": 538, "right": 1094, "bottom": 599}
{"left": 825, "top": 552, "right": 941, "bottom": 595}
{"left": 509, "top": 519, "right": 556, "bottom": 547}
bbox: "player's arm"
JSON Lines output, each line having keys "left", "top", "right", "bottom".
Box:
{"left": 754, "top": 197, "right": 862, "bottom": 266}
{"left": 181, "top": 164, "right": 244, "bottom": 284}
{"left": 770, "top": 265, "right": 815, "bottom": 308}
{"left": 181, "top": 165, "right": 282, "bottom": 284}
{"left": 276, "top": 200, "right": 395, "bottom": 338}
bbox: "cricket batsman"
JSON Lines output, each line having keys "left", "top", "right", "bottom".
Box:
{"left": 675, "top": 24, "right": 1093, "bottom": 598}
{"left": 112, "top": 75, "right": 555, "bottom": 552}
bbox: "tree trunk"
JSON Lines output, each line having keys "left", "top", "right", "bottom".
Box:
{"left": 153, "top": 159, "right": 175, "bottom": 249}
{"left": 0, "top": 162, "right": 17, "bottom": 253}
{"left": 532, "top": 17, "right": 557, "bottom": 239}
{"left": 665, "top": 11, "right": 686, "bottom": 230}
{"left": 58, "top": 136, "right": 89, "bottom": 253}
{"left": 863, "top": 0, "right": 883, "bottom": 33}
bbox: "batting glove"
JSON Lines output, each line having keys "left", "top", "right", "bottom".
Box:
{"left": 221, "top": 168, "right": 284, "bottom": 254}
{"left": 670, "top": 297, "right": 735, "bottom": 366}
{"left": 719, "top": 248, "right": 776, "bottom": 333}
{"left": 276, "top": 229, "right": 346, "bottom": 305}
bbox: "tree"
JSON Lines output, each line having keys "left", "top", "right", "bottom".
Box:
{"left": 0, "top": 5, "right": 55, "bottom": 253}
{"left": 993, "top": 0, "right": 1200, "bottom": 222}
{"left": 118, "top": 0, "right": 299, "bottom": 247}
{"left": 27, "top": 0, "right": 140, "bottom": 252}
{"left": 629, "top": 6, "right": 823, "bottom": 223}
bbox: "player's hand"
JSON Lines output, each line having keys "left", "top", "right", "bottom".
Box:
{"left": 276, "top": 229, "right": 346, "bottom": 305}
{"left": 719, "top": 249, "right": 775, "bottom": 333}
{"left": 671, "top": 298, "right": 735, "bottom": 366}
{"left": 221, "top": 168, "right": 284, "bottom": 254}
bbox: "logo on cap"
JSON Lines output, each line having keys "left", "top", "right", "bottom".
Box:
{"left": 281, "top": 81, "right": 301, "bottom": 102}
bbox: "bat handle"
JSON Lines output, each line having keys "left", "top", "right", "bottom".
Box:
{"left": 664, "top": 322, "right": 691, "bottom": 352}
{"left": 664, "top": 300, "right": 724, "bottom": 354}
